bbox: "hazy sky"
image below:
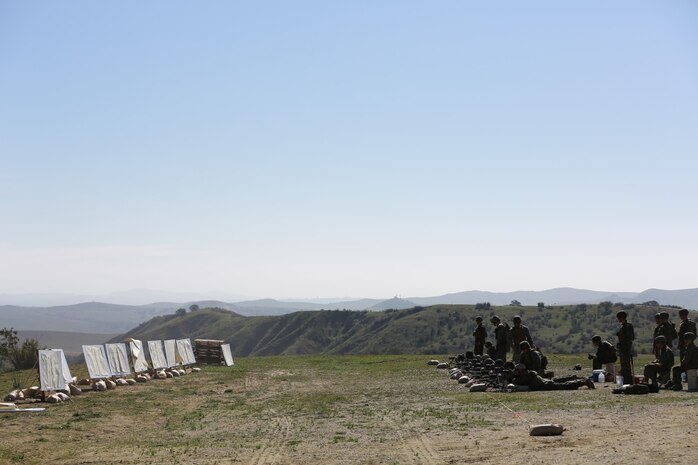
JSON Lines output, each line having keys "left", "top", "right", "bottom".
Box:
{"left": 1, "top": 1, "right": 697, "bottom": 299}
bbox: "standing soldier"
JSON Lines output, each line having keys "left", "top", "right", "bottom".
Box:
{"left": 658, "top": 311, "right": 678, "bottom": 348}
{"left": 473, "top": 316, "right": 487, "bottom": 356}
{"left": 510, "top": 315, "right": 533, "bottom": 362}
{"left": 616, "top": 311, "right": 635, "bottom": 385}
{"left": 490, "top": 315, "right": 510, "bottom": 362}
{"left": 678, "top": 309, "right": 697, "bottom": 361}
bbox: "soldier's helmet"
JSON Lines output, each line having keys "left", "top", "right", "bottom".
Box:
{"left": 591, "top": 335, "right": 601, "bottom": 343}
{"left": 519, "top": 341, "right": 530, "bottom": 349}
{"left": 654, "top": 335, "right": 666, "bottom": 344}
{"left": 490, "top": 315, "right": 500, "bottom": 323}
{"left": 616, "top": 311, "right": 627, "bottom": 319}
{"left": 513, "top": 315, "right": 521, "bottom": 323}
{"left": 659, "top": 311, "right": 670, "bottom": 319}
{"left": 679, "top": 309, "right": 689, "bottom": 316}
{"left": 685, "top": 332, "right": 696, "bottom": 341}
{"left": 475, "top": 316, "right": 483, "bottom": 322}
{"left": 514, "top": 363, "right": 526, "bottom": 372}
{"left": 654, "top": 313, "right": 662, "bottom": 320}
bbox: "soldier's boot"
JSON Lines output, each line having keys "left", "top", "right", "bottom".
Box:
{"left": 584, "top": 378, "right": 595, "bottom": 390}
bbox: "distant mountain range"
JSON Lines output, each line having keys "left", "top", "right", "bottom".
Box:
{"left": 2, "top": 287, "right": 698, "bottom": 335}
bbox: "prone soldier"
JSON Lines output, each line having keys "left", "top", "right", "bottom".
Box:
{"left": 512, "top": 364, "right": 595, "bottom": 391}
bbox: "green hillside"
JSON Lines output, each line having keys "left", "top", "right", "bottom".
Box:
{"left": 113, "top": 303, "right": 694, "bottom": 356}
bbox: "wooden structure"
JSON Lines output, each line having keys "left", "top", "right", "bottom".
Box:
{"left": 193, "top": 339, "right": 225, "bottom": 364}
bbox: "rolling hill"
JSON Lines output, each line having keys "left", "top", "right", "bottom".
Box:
{"left": 112, "top": 303, "right": 696, "bottom": 356}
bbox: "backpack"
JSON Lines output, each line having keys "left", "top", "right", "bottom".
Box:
{"left": 538, "top": 351, "right": 548, "bottom": 370}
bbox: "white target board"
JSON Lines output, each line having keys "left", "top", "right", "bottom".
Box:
{"left": 129, "top": 339, "right": 149, "bottom": 373}
{"left": 83, "top": 345, "right": 112, "bottom": 379}
{"left": 147, "top": 340, "right": 168, "bottom": 370}
{"left": 105, "top": 343, "right": 131, "bottom": 377}
{"left": 39, "top": 349, "right": 72, "bottom": 391}
{"left": 176, "top": 338, "right": 196, "bottom": 365}
{"left": 164, "top": 339, "right": 178, "bottom": 368}
{"left": 221, "top": 344, "right": 234, "bottom": 367}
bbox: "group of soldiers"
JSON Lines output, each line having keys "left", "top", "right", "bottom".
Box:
{"left": 471, "top": 315, "right": 594, "bottom": 391}
{"left": 471, "top": 308, "right": 698, "bottom": 392}
{"left": 589, "top": 309, "right": 698, "bottom": 391}
{"left": 473, "top": 314, "right": 534, "bottom": 363}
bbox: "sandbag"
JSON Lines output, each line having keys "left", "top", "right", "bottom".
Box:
{"left": 469, "top": 383, "right": 487, "bottom": 392}
{"left": 191, "top": 367, "right": 201, "bottom": 373}
{"left": 436, "top": 363, "right": 449, "bottom": 369}
{"left": 427, "top": 360, "right": 440, "bottom": 366}
{"left": 22, "top": 386, "right": 40, "bottom": 398}
{"left": 69, "top": 385, "right": 82, "bottom": 396}
{"left": 457, "top": 375, "right": 471, "bottom": 384}
{"left": 530, "top": 424, "right": 564, "bottom": 436}
{"left": 125, "top": 378, "right": 137, "bottom": 385}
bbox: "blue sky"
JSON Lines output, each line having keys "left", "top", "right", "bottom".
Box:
{"left": 1, "top": 1, "right": 697, "bottom": 299}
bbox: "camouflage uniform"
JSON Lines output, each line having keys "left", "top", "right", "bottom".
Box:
{"left": 678, "top": 318, "right": 697, "bottom": 360}
{"left": 513, "top": 369, "right": 592, "bottom": 391}
{"left": 592, "top": 340, "right": 617, "bottom": 370}
{"left": 520, "top": 348, "right": 543, "bottom": 375}
{"left": 643, "top": 346, "right": 674, "bottom": 387}
{"left": 672, "top": 341, "right": 698, "bottom": 390}
{"left": 473, "top": 324, "right": 487, "bottom": 356}
{"left": 494, "top": 323, "right": 510, "bottom": 362}
{"left": 510, "top": 323, "right": 533, "bottom": 363}
{"left": 658, "top": 320, "right": 678, "bottom": 348}
{"left": 617, "top": 320, "right": 635, "bottom": 384}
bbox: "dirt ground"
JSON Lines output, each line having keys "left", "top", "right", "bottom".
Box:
{"left": 1, "top": 355, "right": 697, "bottom": 465}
